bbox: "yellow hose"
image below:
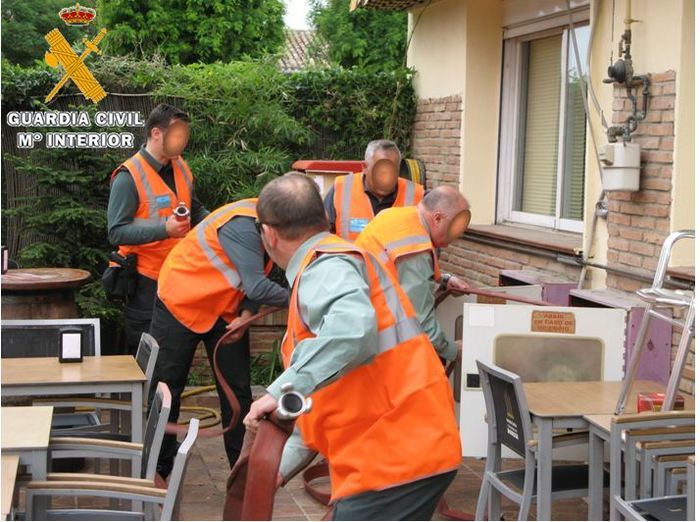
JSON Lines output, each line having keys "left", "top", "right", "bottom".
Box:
{"left": 178, "top": 385, "right": 222, "bottom": 428}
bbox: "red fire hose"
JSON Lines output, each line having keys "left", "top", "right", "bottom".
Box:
{"left": 218, "top": 287, "right": 554, "bottom": 519}
{"left": 164, "top": 307, "right": 284, "bottom": 437}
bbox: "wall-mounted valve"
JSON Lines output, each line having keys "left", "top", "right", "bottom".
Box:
{"left": 603, "top": 18, "right": 650, "bottom": 143}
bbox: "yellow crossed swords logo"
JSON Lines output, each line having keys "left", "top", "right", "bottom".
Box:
{"left": 44, "top": 27, "right": 108, "bottom": 104}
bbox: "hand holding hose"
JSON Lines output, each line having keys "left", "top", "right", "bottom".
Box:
{"left": 225, "top": 310, "right": 253, "bottom": 344}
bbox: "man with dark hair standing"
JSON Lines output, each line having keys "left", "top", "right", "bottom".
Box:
{"left": 246, "top": 173, "right": 461, "bottom": 520}
{"left": 107, "top": 103, "right": 209, "bottom": 355}
{"left": 324, "top": 139, "right": 424, "bottom": 241}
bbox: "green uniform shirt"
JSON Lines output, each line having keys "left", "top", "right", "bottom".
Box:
{"left": 267, "top": 232, "right": 378, "bottom": 400}
{"left": 396, "top": 252, "right": 457, "bottom": 362}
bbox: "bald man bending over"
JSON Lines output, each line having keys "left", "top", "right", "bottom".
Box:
{"left": 355, "top": 185, "right": 472, "bottom": 362}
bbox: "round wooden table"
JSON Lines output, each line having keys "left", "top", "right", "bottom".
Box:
{"left": 1, "top": 268, "right": 91, "bottom": 319}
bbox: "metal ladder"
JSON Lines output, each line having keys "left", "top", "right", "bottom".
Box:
{"left": 615, "top": 230, "right": 695, "bottom": 415}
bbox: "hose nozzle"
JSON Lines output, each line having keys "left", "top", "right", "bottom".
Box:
{"left": 276, "top": 383, "right": 312, "bottom": 420}
{"left": 173, "top": 201, "right": 190, "bottom": 222}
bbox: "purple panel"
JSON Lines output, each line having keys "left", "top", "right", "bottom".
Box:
{"left": 568, "top": 289, "right": 673, "bottom": 384}
{"left": 499, "top": 270, "right": 578, "bottom": 306}
{"left": 542, "top": 283, "right": 578, "bottom": 306}
{"left": 626, "top": 308, "right": 673, "bottom": 384}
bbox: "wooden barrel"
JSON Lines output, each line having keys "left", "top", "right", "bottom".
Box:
{"left": 1, "top": 268, "right": 91, "bottom": 319}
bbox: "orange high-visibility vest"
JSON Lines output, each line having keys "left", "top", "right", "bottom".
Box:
{"left": 157, "top": 199, "right": 272, "bottom": 333}
{"left": 355, "top": 206, "right": 441, "bottom": 282}
{"left": 110, "top": 151, "right": 193, "bottom": 280}
{"left": 333, "top": 173, "right": 424, "bottom": 241}
{"left": 281, "top": 234, "right": 461, "bottom": 500}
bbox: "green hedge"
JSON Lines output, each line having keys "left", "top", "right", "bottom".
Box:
{"left": 2, "top": 57, "right": 415, "bottom": 209}
{"left": 2, "top": 58, "right": 416, "bottom": 339}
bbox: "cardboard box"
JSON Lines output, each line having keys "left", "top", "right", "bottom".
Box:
{"left": 637, "top": 392, "right": 685, "bottom": 412}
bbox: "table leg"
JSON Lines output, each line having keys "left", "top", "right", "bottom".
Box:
{"left": 130, "top": 383, "right": 143, "bottom": 481}
{"left": 535, "top": 417, "right": 553, "bottom": 521}
{"left": 31, "top": 449, "right": 49, "bottom": 520}
{"left": 131, "top": 383, "right": 143, "bottom": 444}
{"left": 588, "top": 429, "right": 605, "bottom": 521}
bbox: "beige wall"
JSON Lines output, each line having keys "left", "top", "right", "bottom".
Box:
{"left": 670, "top": 0, "right": 695, "bottom": 265}
{"left": 407, "top": 0, "right": 467, "bottom": 98}
{"left": 408, "top": 0, "right": 502, "bottom": 225}
{"left": 463, "top": 0, "right": 503, "bottom": 225}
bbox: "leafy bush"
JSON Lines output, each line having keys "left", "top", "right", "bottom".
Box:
{"left": 97, "top": 0, "right": 285, "bottom": 65}
{"left": 310, "top": 0, "right": 408, "bottom": 73}
{"left": 286, "top": 66, "right": 416, "bottom": 159}
{"left": 1, "top": 0, "right": 94, "bottom": 66}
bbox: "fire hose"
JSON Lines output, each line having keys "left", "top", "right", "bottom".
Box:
{"left": 223, "top": 385, "right": 312, "bottom": 520}
{"left": 164, "top": 307, "right": 284, "bottom": 437}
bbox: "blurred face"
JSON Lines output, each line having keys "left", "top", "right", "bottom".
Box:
{"left": 365, "top": 150, "right": 400, "bottom": 198}
{"left": 428, "top": 207, "right": 471, "bottom": 248}
{"left": 162, "top": 119, "right": 190, "bottom": 159}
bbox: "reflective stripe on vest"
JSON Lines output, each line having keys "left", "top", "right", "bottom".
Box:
{"left": 157, "top": 198, "right": 263, "bottom": 333}
{"left": 193, "top": 200, "right": 257, "bottom": 291}
{"left": 113, "top": 152, "right": 193, "bottom": 280}
{"left": 339, "top": 174, "right": 354, "bottom": 240}
{"left": 129, "top": 156, "right": 166, "bottom": 227}
{"left": 355, "top": 206, "right": 440, "bottom": 283}
{"left": 294, "top": 239, "right": 422, "bottom": 354}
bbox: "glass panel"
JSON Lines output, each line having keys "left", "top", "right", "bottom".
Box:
{"left": 514, "top": 34, "right": 562, "bottom": 216}
{"left": 493, "top": 334, "right": 603, "bottom": 382}
{"left": 561, "top": 25, "right": 590, "bottom": 221}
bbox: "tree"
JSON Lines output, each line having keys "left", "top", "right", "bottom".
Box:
{"left": 310, "top": 0, "right": 407, "bottom": 73}
{"left": 97, "top": 0, "right": 286, "bottom": 64}
{"left": 1, "top": 0, "right": 90, "bottom": 66}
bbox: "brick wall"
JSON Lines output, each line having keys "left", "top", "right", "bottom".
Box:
{"left": 411, "top": 95, "right": 462, "bottom": 189}
{"left": 604, "top": 70, "right": 693, "bottom": 395}
{"left": 439, "top": 237, "right": 581, "bottom": 287}
{"left": 606, "top": 71, "right": 675, "bottom": 293}
{"left": 411, "top": 94, "right": 581, "bottom": 287}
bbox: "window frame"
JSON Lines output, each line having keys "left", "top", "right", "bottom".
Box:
{"left": 497, "top": 17, "right": 590, "bottom": 234}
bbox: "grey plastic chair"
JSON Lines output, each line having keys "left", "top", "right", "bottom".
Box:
{"left": 474, "top": 360, "right": 591, "bottom": 521}
{"left": 609, "top": 412, "right": 695, "bottom": 521}
{"left": 652, "top": 454, "right": 693, "bottom": 497}
{"left": 687, "top": 456, "right": 695, "bottom": 520}
{"left": 47, "top": 381, "right": 171, "bottom": 481}
{"left": 26, "top": 417, "right": 199, "bottom": 521}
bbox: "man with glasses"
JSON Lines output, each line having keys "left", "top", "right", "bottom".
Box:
{"left": 148, "top": 198, "right": 289, "bottom": 478}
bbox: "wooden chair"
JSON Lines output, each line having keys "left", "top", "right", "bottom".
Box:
{"left": 474, "top": 360, "right": 591, "bottom": 521}
{"left": 26, "top": 418, "right": 199, "bottom": 521}
{"left": 609, "top": 412, "right": 695, "bottom": 520}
